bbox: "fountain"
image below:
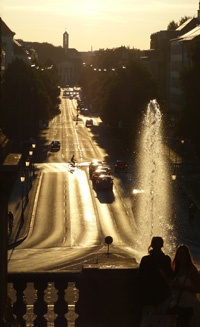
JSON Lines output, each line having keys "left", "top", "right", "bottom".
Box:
{"left": 134, "top": 99, "right": 176, "bottom": 259}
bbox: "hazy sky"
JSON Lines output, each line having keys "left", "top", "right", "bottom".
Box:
{"left": 1, "top": 0, "right": 199, "bottom": 51}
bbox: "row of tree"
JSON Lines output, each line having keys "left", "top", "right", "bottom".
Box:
{"left": 80, "top": 48, "right": 161, "bottom": 146}
{"left": 1, "top": 58, "right": 61, "bottom": 140}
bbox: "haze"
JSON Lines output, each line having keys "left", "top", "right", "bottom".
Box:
{"left": 1, "top": 0, "right": 198, "bottom": 51}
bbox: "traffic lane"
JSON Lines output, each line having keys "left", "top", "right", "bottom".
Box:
{"left": 7, "top": 167, "right": 137, "bottom": 272}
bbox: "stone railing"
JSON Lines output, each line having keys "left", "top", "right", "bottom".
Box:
{"left": 8, "top": 268, "right": 141, "bottom": 327}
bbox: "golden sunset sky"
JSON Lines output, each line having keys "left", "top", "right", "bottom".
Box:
{"left": 1, "top": 0, "right": 198, "bottom": 51}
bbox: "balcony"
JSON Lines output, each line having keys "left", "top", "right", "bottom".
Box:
{"left": 8, "top": 268, "right": 140, "bottom": 327}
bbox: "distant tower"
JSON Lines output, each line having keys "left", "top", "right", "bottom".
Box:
{"left": 198, "top": 1, "right": 200, "bottom": 22}
{"left": 63, "top": 31, "right": 69, "bottom": 54}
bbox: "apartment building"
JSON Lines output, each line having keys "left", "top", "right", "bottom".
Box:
{"left": 170, "top": 23, "right": 200, "bottom": 116}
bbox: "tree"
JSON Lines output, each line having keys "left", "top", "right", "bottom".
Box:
{"left": 1, "top": 58, "right": 60, "bottom": 140}
{"left": 167, "top": 16, "right": 190, "bottom": 31}
{"left": 167, "top": 21, "right": 178, "bottom": 31}
{"left": 81, "top": 53, "right": 159, "bottom": 145}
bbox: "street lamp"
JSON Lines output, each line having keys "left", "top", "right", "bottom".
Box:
{"left": 20, "top": 173, "right": 25, "bottom": 223}
{"left": 31, "top": 143, "right": 36, "bottom": 176}
{"left": 171, "top": 174, "right": 177, "bottom": 181}
{"left": 25, "top": 159, "right": 30, "bottom": 202}
{"left": 29, "top": 150, "right": 33, "bottom": 185}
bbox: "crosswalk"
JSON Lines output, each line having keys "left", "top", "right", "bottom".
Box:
{"left": 36, "top": 162, "right": 91, "bottom": 173}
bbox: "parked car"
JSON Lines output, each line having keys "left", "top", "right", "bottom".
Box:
{"left": 85, "top": 119, "right": 93, "bottom": 127}
{"left": 96, "top": 175, "right": 113, "bottom": 191}
{"left": 114, "top": 160, "right": 128, "bottom": 172}
{"left": 89, "top": 160, "right": 103, "bottom": 178}
{"left": 50, "top": 140, "right": 60, "bottom": 151}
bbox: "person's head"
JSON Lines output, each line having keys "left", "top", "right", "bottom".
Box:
{"left": 148, "top": 236, "right": 164, "bottom": 253}
{"left": 172, "top": 244, "right": 195, "bottom": 272}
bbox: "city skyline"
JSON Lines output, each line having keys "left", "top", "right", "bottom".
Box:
{"left": 1, "top": 0, "right": 199, "bottom": 51}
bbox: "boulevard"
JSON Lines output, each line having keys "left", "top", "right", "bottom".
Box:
{"left": 7, "top": 91, "right": 200, "bottom": 273}
{"left": 8, "top": 93, "right": 138, "bottom": 273}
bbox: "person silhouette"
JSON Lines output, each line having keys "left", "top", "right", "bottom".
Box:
{"left": 139, "top": 236, "right": 173, "bottom": 326}
{"left": 170, "top": 244, "right": 200, "bottom": 327}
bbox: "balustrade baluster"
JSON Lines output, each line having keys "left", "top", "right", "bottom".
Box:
{"left": 44, "top": 282, "right": 58, "bottom": 326}
{"left": 23, "top": 282, "right": 37, "bottom": 326}
{"left": 34, "top": 279, "right": 48, "bottom": 326}
{"left": 65, "top": 282, "right": 79, "bottom": 326}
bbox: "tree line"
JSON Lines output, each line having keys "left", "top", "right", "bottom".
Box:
{"left": 1, "top": 33, "right": 200, "bottom": 155}
{"left": 1, "top": 58, "right": 61, "bottom": 140}
{"left": 80, "top": 47, "right": 161, "bottom": 147}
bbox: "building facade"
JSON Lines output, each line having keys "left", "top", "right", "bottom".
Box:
{"left": 57, "top": 31, "right": 82, "bottom": 86}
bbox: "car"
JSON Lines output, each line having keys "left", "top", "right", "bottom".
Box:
{"left": 114, "top": 160, "right": 128, "bottom": 173}
{"left": 50, "top": 140, "right": 60, "bottom": 151}
{"left": 85, "top": 119, "right": 93, "bottom": 127}
{"left": 91, "top": 168, "right": 109, "bottom": 183}
{"left": 96, "top": 175, "right": 114, "bottom": 191}
{"left": 89, "top": 160, "right": 103, "bottom": 178}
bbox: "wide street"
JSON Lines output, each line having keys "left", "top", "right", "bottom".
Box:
{"left": 7, "top": 90, "right": 200, "bottom": 273}
{"left": 8, "top": 92, "right": 138, "bottom": 273}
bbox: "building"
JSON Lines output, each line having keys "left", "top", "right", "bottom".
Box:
{"left": 1, "top": 19, "right": 15, "bottom": 73}
{"left": 1, "top": 19, "right": 33, "bottom": 74}
{"left": 57, "top": 31, "right": 82, "bottom": 86}
{"left": 170, "top": 23, "right": 200, "bottom": 116}
{"left": 140, "top": 2, "right": 200, "bottom": 115}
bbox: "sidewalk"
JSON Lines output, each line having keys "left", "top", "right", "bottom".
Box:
{"left": 8, "top": 169, "right": 40, "bottom": 248}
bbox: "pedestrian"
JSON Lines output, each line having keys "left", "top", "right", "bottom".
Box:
{"left": 170, "top": 244, "right": 200, "bottom": 327}
{"left": 139, "top": 236, "right": 173, "bottom": 327}
{"left": 8, "top": 211, "right": 14, "bottom": 234}
{"left": 189, "top": 203, "right": 196, "bottom": 225}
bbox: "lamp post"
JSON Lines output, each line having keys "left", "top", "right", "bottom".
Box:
{"left": 31, "top": 143, "right": 36, "bottom": 177}
{"left": 29, "top": 150, "right": 33, "bottom": 186}
{"left": 171, "top": 174, "right": 176, "bottom": 181}
{"left": 20, "top": 173, "right": 25, "bottom": 223}
{"left": 25, "top": 159, "right": 30, "bottom": 202}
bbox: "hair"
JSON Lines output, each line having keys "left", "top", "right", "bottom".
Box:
{"left": 148, "top": 236, "right": 164, "bottom": 253}
{"left": 171, "top": 244, "right": 196, "bottom": 273}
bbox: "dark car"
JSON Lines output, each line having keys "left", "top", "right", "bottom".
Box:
{"left": 50, "top": 140, "right": 60, "bottom": 151}
{"left": 96, "top": 175, "right": 113, "bottom": 191}
{"left": 91, "top": 168, "right": 109, "bottom": 183}
{"left": 114, "top": 160, "right": 128, "bottom": 173}
{"left": 85, "top": 119, "right": 93, "bottom": 127}
{"left": 89, "top": 160, "right": 103, "bottom": 177}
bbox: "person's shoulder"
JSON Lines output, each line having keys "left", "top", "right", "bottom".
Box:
{"left": 140, "top": 255, "right": 150, "bottom": 264}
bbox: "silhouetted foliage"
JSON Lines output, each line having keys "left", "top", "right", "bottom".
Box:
{"left": 81, "top": 50, "right": 159, "bottom": 144}
{"left": 2, "top": 58, "right": 60, "bottom": 140}
{"left": 22, "top": 41, "right": 66, "bottom": 65}
{"left": 167, "top": 16, "right": 191, "bottom": 31}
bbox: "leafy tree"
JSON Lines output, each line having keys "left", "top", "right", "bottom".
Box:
{"left": 167, "top": 16, "right": 190, "bottom": 31}
{"left": 81, "top": 53, "right": 159, "bottom": 145}
{"left": 1, "top": 58, "right": 60, "bottom": 140}
{"left": 167, "top": 21, "right": 178, "bottom": 31}
{"left": 21, "top": 41, "right": 66, "bottom": 65}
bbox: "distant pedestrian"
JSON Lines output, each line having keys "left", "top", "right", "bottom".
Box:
{"left": 139, "top": 236, "right": 173, "bottom": 327}
{"left": 170, "top": 244, "right": 200, "bottom": 327}
{"left": 189, "top": 203, "right": 196, "bottom": 225}
{"left": 8, "top": 211, "right": 14, "bottom": 234}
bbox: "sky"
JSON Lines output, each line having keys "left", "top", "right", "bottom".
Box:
{"left": 0, "top": 0, "right": 199, "bottom": 52}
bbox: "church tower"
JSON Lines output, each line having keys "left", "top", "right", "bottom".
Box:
{"left": 63, "top": 31, "right": 69, "bottom": 54}
{"left": 198, "top": 1, "right": 200, "bottom": 22}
